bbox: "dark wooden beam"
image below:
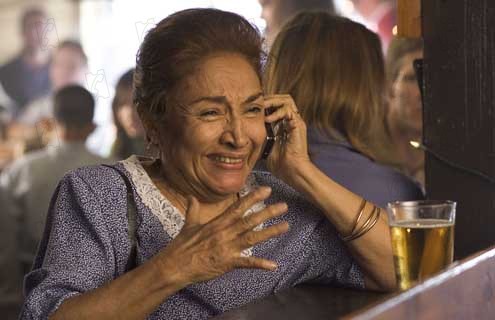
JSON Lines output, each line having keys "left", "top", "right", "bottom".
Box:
{"left": 423, "top": 0, "right": 495, "bottom": 258}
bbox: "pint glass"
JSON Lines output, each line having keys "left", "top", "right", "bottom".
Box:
{"left": 387, "top": 200, "right": 456, "bottom": 290}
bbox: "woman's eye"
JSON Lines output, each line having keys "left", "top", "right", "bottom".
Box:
{"left": 199, "top": 110, "right": 220, "bottom": 117}
{"left": 246, "top": 105, "right": 262, "bottom": 114}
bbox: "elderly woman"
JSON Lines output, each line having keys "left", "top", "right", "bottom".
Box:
{"left": 22, "top": 9, "right": 394, "bottom": 320}
{"left": 264, "top": 12, "right": 423, "bottom": 208}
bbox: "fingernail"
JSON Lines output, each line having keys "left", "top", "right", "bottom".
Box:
{"left": 268, "top": 262, "right": 278, "bottom": 270}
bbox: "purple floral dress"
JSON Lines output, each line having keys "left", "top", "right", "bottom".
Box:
{"left": 21, "top": 156, "right": 363, "bottom": 319}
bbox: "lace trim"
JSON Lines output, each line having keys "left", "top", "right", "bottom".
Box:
{"left": 121, "top": 155, "right": 264, "bottom": 256}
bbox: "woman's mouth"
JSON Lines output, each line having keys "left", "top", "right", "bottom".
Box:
{"left": 208, "top": 154, "right": 245, "bottom": 169}
{"left": 213, "top": 156, "right": 242, "bottom": 164}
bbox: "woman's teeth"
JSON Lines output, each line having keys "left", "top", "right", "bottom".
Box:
{"left": 214, "top": 156, "right": 242, "bottom": 164}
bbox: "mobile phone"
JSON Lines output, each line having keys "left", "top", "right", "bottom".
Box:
{"left": 261, "top": 107, "right": 282, "bottom": 159}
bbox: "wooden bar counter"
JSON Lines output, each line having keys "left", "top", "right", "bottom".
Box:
{"left": 215, "top": 246, "right": 495, "bottom": 319}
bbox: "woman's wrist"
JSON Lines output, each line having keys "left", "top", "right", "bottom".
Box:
{"left": 149, "top": 253, "right": 189, "bottom": 294}
{"left": 283, "top": 159, "right": 319, "bottom": 196}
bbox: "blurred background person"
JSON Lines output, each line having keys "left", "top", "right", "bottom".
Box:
{"left": 0, "top": 7, "right": 51, "bottom": 117}
{"left": 385, "top": 37, "right": 424, "bottom": 186}
{"left": 0, "top": 85, "right": 109, "bottom": 280}
{"left": 110, "top": 69, "right": 145, "bottom": 160}
{"left": 258, "top": 0, "right": 335, "bottom": 47}
{"left": 350, "top": 0, "right": 396, "bottom": 52}
{"left": 264, "top": 12, "right": 423, "bottom": 208}
{"left": 18, "top": 40, "right": 88, "bottom": 124}
{"left": 0, "top": 84, "right": 18, "bottom": 171}
{"left": 0, "top": 188, "right": 23, "bottom": 320}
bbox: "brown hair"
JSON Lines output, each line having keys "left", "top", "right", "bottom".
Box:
{"left": 264, "top": 11, "right": 391, "bottom": 161}
{"left": 53, "top": 85, "right": 94, "bottom": 128}
{"left": 111, "top": 69, "right": 137, "bottom": 159}
{"left": 134, "top": 8, "right": 264, "bottom": 124}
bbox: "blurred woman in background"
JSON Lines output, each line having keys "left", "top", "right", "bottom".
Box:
{"left": 264, "top": 12, "right": 423, "bottom": 208}
{"left": 385, "top": 38, "right": 425, "bottom": 187}
{"left": 111, "top": 69, "right": 145, "bottom": 160}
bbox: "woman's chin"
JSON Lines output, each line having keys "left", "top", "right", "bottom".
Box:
{"left": 207, "top": 177, "right": 247, "bottom": 196}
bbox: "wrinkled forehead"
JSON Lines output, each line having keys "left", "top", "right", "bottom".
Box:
{"left": 176, "top": 53, "right": 262, "bottom": 107}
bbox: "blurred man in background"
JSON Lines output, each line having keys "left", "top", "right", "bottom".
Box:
{"left": 0, "top": 85, "right": 109, "bottom": 285}
{"left": 351, "top": 0, "right": 396, "bottom": 51}
{"left": 259, "top": 0, "right": 335, "bottom": 47}
{"left": 0, "top": 7, "right": 51, "bottom": 117}
{"left": 0, "top": 189, "right": 22, "bottom": 320}
{"left": 386, "top": 37, "right": 424, "bottom": 186}
{"left": 18, "top": 40, "right": 88, "bottom": 124}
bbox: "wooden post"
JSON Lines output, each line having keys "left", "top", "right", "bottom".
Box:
{"left": 423, "top": 0, "right": 495, "bottom": 258}
{"left": 397, "top": 0, "right": 421, "bottom": 38}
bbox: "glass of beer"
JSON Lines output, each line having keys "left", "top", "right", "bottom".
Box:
{"left": 387, "top": 200, "right": 456, "bottom": 291}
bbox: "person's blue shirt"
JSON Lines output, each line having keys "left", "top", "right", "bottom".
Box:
{"left": 0, "top": 55, "right": 51, "bottom": 115}
{"left": 307, "top": 127, "right": 424, "bottom": 208}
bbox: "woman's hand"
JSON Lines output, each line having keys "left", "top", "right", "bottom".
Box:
{"left": 152, "top": 187, "right": 289, "bottom": 288}
{"left": 263, "top": 94, "right": 311, "bottom": 183}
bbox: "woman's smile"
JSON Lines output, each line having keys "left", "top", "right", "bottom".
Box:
{"left": 207, "top": 153, "right": 247, "bottom": 169}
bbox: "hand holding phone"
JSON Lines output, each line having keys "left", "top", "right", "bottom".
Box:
{"left": 261, "top": 107, "right": 284, "bottom": 159}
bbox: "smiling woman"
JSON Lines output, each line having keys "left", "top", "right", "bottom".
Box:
{"left": 153, "top": 53, "right": 266, "bottom": 203}
{"left": 21, "top": 8, "right": 395, "bottom": 320}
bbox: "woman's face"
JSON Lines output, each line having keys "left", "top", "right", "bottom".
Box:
{"left": 50, "top": 47, "right": 87, "bottom": 90}
{"left": 156, "top": 53, "right": 266, "bottom": 199}
{"left": 117, "top": 103, "right": 145, "bottom": 138}
{"left": 389, "top": 50, "right": 424, "bottom": 134}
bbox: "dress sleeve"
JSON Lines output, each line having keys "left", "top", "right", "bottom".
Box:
{"left": 20, "top": 171, "right": 117, "bottom": 320}
{"left": 306, "top": 219, "right": 365, "bottom": 289}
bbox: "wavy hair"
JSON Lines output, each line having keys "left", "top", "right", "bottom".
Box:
{"left": 134, "top": 8, "right": 264, "bottom": 124}
{"left": 264, "top": 11, "right": 392, "bottom": 162}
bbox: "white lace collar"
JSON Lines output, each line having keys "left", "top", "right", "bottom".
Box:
{"left": 121, "top": 155, "right": 264, "bottom": 256}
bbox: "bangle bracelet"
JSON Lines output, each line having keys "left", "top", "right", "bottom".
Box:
{"left": 342, "top": 198, "right": 367, "bottom": 239}
{"left": 344, "top": 206, "right": 381, "bottom": 242}
{"left": 342, "top": 205, "right": 375, "bottom": 242}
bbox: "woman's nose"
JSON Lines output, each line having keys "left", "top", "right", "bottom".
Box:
{"left": 220, "top": 117, "right": 248, "bottom": 148}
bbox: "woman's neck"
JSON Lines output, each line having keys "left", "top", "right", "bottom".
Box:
{"left": 144, "top": 160, "right": 238, "bottom": 224}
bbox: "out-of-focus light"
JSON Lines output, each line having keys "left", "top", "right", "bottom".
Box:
{"left": 409, "top": 141, "right": 422, "bottom": 149}
{"left": 339, "top": 0, "right": 355, "bottom": 16}
{"left": 392, "top": 25, "right": 398, "bottom": 36}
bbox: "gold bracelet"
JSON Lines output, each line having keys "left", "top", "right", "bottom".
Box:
{"left": 342, "top": 205, "right": 376, "bottom": 241}
{"left": 345, "top": 206, "right": 381, "bottom": 242}
{"left": 341, "top": 198, "right": 367, "bottom": 240}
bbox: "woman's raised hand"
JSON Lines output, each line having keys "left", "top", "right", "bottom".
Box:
{"left": 263, "top": 94, "right": 311, "bottom": 182}
{"left": 152, "top": 187, "right": 289, "bottom": 288}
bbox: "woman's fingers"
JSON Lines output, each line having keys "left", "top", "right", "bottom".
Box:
{"left": 263, "top": 95, "right": 300, "bottom": 123}
{"left": 237, "top": 221, "right": 290, "bottom": 250}
{"left": 231, "top": 202, "right": 288, "bottom": 234}
{"left": 233, "top": 256, "right": 278, "bottom": 271}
